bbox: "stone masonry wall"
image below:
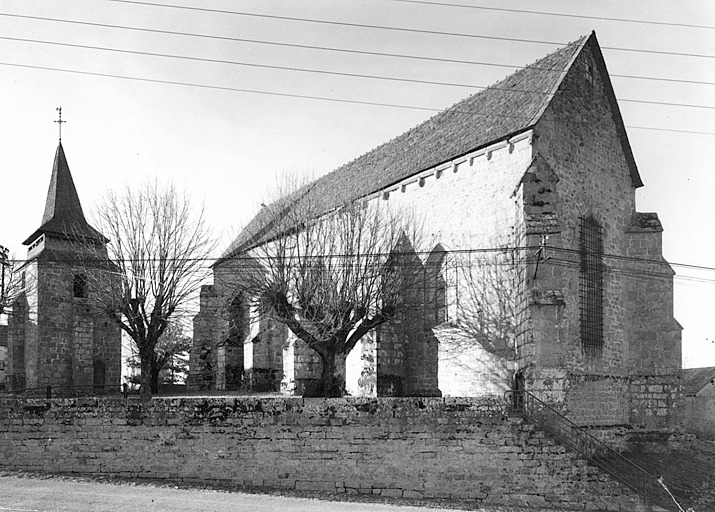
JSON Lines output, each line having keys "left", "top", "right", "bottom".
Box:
{"left": 188, "top": 285, "right": 219, "bottom": 390}
{"left": 529, "top": 40, "right": 682, "bottom": 427}
{"left": 7, "top": 257, "right": 121, "bottom": 392}
{"left": 435, "top": 325, "right": 512, "bottom": 397}
{"left": 369, "top": 133, "right": 535, "bottom": 396}
{"left": 0, "top": 396, "right": 646, "bottom": 511}
{"left": 685, "top": 383, "right": 715, "bottom": 440}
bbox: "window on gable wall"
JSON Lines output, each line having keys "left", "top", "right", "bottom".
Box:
{"left": 73, "top": 273, "right": 88, "bottom": 299}
{"left": 579, "top": 215, "right": 604, "bottom": 358}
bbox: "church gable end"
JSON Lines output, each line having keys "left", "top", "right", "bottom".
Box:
{"left": 526, "top": 35, "right": 681, "bottom": 428}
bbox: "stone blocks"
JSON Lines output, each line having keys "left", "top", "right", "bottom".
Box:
{"left": 0, "top": 396, "right": 646, "bottom": 511}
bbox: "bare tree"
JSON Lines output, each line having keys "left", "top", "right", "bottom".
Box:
{"left": 0, "top": 246, "right": 29, "bottom": 320}
{"left": 452, "top": 248, "right": 518, "bottom": 357}
{"left": 125, "top": 321, "right": 192, "bottom": 388}
{"left": 82, "top": 180, "right": 215, "bottom": 397}
{"left": 228, "top": 180, "right": 422, "bottom": 397}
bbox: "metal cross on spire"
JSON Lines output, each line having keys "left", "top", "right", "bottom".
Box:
{"left": 55, "top": 106, "right": 66, "bottom": 142}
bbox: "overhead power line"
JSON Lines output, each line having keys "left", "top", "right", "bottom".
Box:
{"left": 624, "top": 125, "right": 715, "bottom": 136}
{"left": 4, "top": 12, "right": 714, "bottom": 88}
{"left": 0, "top": 36, "right": 546, "bottom": 95}
{"left": 388, "top": 0, "right": 715, "bottom": 31}
{"left": 3, "top": 14, "right": 713, "bottom": 89}
{"left": 5, "top": 36, "right": 715, "bottom": 112}
{"left": 19, "top": 3, "right": 715, "bottom": 61}
{"left": 0, "top": 61, "right": 437, "bottom": 113}
{"left": 2, "top": 61, "right": 715, "bottom": 137}
{"left": 3, "top": 244, "right": 715, "bottom": 272}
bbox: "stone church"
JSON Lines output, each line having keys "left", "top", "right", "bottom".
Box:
{"left": 190, "top": 32, "right": 682, "bottom": 429}
{"left": 5, "top": 142, "right": 121, "bottom": 393}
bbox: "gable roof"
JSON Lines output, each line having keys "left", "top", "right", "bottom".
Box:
{"left": 221, "top": 31, "right": 640, "bottom": 262}
{"left": 682, "top": 367, "right": 715, "bottom": 395}
{"left": 23, "top": 143, "right": 106, "bottom": 246}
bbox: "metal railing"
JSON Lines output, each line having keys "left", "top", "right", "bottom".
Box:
{"left": 505, "top": 389, "right": 672, "bottom": 511}
{"left": 1, "top": 384, "right": 129, "bottom": 399}
{"left": 0, "top": 383, "right": 283, "bottom": 400}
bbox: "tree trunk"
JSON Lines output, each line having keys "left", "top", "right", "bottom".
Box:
{"left": 150, "top": 358, "right": 160, "bottom": 394}
{"left": 138, "top": 344, "right": 160, "bottom": 398}
{"left": 318, "top": 350, "right": 345, "bottom": 398}
{"left": 139, "top": 349, "right": 153, "bottom": 399}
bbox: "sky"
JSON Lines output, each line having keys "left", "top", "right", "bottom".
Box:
{"left": 1, "top": 0, "right": 713, "bottom": 367}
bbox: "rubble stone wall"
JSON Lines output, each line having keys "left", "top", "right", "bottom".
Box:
{"left": 0, "top": 396, "right": 646, "bottom": 511}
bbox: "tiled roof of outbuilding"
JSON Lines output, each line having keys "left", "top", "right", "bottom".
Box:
{"left": 682, "top": 367, "right": 715, "bottom": 395}
{"left": 221, "top": 32, "right": 638, "bottom": 261}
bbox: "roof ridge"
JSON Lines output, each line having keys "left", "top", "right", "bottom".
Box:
{"left": 324, "top": 35, "right": 588, "bottom": 185}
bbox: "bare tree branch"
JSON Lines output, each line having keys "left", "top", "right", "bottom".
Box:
{"left": 450, "top": 247, "right": 518, "bottom": 357}
{"left": 221, "top": 176, "right": 423, "bottom": 397}
{"left": 0, "top": 248, "right": 34, "bottom": 320}
{"left": 77, "top": 179, "right": 216, "bottom": 396}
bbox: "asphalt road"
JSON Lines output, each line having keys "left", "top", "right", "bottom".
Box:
{"left": 0, "top": 476, "right": 477, "bottom": 512}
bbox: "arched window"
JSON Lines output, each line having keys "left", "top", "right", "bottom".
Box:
{"left": 579, "top": 215, "right": 603, "bottom": 357}
{"left": 73, "top": 273, "right": 88, "bottom": 298}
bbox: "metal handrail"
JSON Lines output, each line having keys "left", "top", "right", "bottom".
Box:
{"left": 1, "top": 384, "right": 129, "bottom": 399}
{"left": 505, "top": 389, "right": 666, "bottom": 510}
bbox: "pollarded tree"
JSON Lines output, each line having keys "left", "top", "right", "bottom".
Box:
{"left": 229, "top": 180, "right": 422, "bottom": 397}
{"left": 82, "top": 180, "right": 215, "bottom": 397}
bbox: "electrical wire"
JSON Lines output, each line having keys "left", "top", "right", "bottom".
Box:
{"left": 387, "top": 0, "right": 715, "bottom": 31}
{"left": 4, "top": 36, "right": 715, "bottom": 112}
{"left": 3, "top": 14, "right": 712, "bottom": 89}
{"left": 4, "top": 246, "right": 715, "bottom": 275}
{"left": 2, "top": 61, "right": 714, "bottom": 137}
{"left": 0, "top": 36, "right": 554, "bottom": 95}
{"left": 6, "top": 7, "right": 715, "bottom": 61}
{"left": 0, "top": 61, "right": 439, "bottom": 113}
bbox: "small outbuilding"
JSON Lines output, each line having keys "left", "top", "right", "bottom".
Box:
{"left": 683, "top": 366, "right": 715, "bottom": 440}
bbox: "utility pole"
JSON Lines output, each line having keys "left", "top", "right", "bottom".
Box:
{"left": 0, "top": 244, "right": 9, "bottom": 302}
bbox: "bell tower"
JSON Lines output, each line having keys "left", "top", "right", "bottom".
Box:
{"left": 6, "top": 117, "right": 121, "bottom": 393}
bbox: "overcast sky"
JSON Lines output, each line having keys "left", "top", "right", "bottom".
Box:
{"left": 1, "top": 0, "right": 713, "bottom": 367}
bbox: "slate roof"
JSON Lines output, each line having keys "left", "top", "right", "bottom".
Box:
{"left": 23, "top": 143, "right": 106, "bottom": 246}
{"left": 682, "top": 367, "right": 715, "bottom": 395}
{"left": 220, "top": 31, "right": 638, "bottom": 262}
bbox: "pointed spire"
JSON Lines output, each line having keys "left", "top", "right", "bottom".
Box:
{"left": 23, "top": 143, "right": 106, "bottom": 246}
{"left": 40, "top": 142, "right": 86, "bottom": 226}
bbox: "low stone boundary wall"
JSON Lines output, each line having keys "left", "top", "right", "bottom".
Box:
{"left": 0, "top": 396, "right": 644, "bottom": 510}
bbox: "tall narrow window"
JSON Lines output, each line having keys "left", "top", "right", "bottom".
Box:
{"left": 425, "top": 244, "right": 447, "bottom": 327}
{"left": 93, "top": 360, "right": 106, "bottom": 392}
{"left": 579, "top": 215, "right": 603, "bottom": 357}
{"left": 73, "top": 273, "right": 88, "bottom": 298}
